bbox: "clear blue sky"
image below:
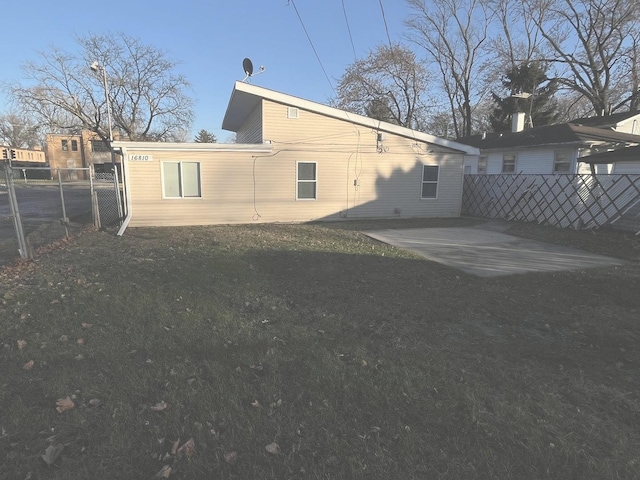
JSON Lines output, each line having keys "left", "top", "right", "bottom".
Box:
{"left": 0, "top": 0, "right": 411, "bottom": 142}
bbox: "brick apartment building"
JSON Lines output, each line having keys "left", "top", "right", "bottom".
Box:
{"left": 46, "top": 131, "right": 122, "bottom": 179}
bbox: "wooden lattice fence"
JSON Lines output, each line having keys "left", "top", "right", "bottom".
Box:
{"left": 462, "top": 174, "right": 640, "bottom": 232}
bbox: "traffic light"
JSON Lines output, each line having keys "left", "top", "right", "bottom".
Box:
{"left": 10, "top": 149, "right": 16, "bottom": 160}
{"left": 2, "top": 149, "right": 7, "bottom": 160}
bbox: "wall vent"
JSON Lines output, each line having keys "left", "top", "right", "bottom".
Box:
{"left": 287, "top": 107, "right": 299, "bottom": 119}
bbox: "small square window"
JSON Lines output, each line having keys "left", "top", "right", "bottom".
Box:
{"left": 502, "top": 154, "right": 516, "bottom": 173}
{"left": 478, "top": 156, "right": 487, "bottom": 174}
{"left": 554, "top": 152, "right": 571, "bottom": 173}
{"left": 162, "top": 161, "right": 201, "bottom": 198}
{"left": 91, "top": 140, "right": 110, "bottom": 152}
{"left": 61, "top": 140, "right": 68, "bottom": 151}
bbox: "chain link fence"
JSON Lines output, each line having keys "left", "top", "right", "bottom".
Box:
{"left": 0, "top": 164, "right": 123, "bottom": 266}
{"left": 463, "top": 173, "right": 640, "bottom": 233}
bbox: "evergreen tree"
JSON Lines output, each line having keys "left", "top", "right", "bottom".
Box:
{"left": 489, "top": 63, "right": 560, "bottom": 132}
{"left": 193, "top": 129, "right": 217, "bottom": 143}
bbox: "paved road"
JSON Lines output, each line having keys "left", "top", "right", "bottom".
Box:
{"left": 1, "top": 184, "right": 94, "bottom": 265}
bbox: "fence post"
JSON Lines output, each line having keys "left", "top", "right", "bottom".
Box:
{"left": 57, "top": 169, "right": 70, "bottom": 237}
{"left": 4, "top": 165, "right": 30, "bottom": 259}
{"left": 89, "top": 165, "right": 101, "bottom": 229}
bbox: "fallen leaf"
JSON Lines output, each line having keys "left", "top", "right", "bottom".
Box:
{"left": 155, "top": 465, "right": 172, "bottom": 478}
{"left": 265, "top": 442, "right": 280, "bottom": 455}
{"left": 74, "top": 354, "right": 84, "bottom": 361}
{"left": 171, "top": 438, "right": 180, "bottom": 455}
{"left": 59, "top": 335, "right": 68, "bottom": 342}
{"left": 17, "top": 340, "right": 27, "bottom": 350}
{"left": 150, "top": 401, "right": 168, "bottom": 411}
{"left": 88, "top": 398, "right": 102, "bottom": 407}
{"left": 76, "top": 338, "right": 85, "bottom": 345}
{"left": 177, "top": 438, "right": 195, "bottom": 458}
{"left": 251, "top": 400, "right": 261, "bottom": 408}
{"left": 23, "top": 360, "right": 35, "bottom": 370}
{"left": 224, "top": 451, "right": 238, "bottom": 464}
{"left": 81, "top": 322, "right": 93, "bottom": 329}
{"left": 41, "top": 444, "right": 64, "bottom": 465}
{"left": 55, "top": 397, "right": 75, "bottom": 413}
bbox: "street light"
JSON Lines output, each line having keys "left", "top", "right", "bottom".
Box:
{"left": 90, "top": 61, "right": 115, "bottom": 168}
{"left": 90, "top": 61, "right": 113, "bottom": 142}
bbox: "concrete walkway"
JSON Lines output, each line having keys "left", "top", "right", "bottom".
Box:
{"left": 363, "top": 223, "right": 625, "bottom": 277}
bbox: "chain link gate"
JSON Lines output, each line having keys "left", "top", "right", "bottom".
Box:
{"left": 0, "top": 164, "right": 123, "bottom": 264}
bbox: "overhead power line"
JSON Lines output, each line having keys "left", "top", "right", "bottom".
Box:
{"left": 378, "top": 0, "right": 394, "bottom": 50}
{"left": 342, "top": 0, "right": 357, "bottom": 59}
{"left": 288, "top": 0, "right": 336, "bottom": 95}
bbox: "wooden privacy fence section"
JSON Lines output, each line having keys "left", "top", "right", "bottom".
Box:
{"left": 462, "top": 174, "right": 640, "bottom": 233}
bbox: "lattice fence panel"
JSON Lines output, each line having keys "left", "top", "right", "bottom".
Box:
{"left": 463, "top": 174, "right": 640, "bottom": 232}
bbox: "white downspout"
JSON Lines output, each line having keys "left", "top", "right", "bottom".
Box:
{"left": 116, "top": 146, "right": 132, "bottom": 236}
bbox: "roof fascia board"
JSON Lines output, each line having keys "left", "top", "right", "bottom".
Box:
{"left": 112, "top": 141, "right": 272, "bottom": 153}
{"left": 228, "top": 81, "right": 479, "bottom": 155}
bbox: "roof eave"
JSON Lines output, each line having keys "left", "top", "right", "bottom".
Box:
{"left": 222, "top": 81, "right": 480, "bottom": 155}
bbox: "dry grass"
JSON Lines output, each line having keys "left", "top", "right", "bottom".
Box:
{"left": 1, "top": 218, "right": 639, "bottom": 479}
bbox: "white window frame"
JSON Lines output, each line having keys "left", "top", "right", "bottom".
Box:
{"left": 553, "top": 151, "right": 572, "bottom": 173}
{"left": 502, "top": 153, "right": 516, "bottom": 174}
{"left": 478, "top": 155, "right": 487, "bottom": 174}
{"left": 161, "top": 161, "right": 202, "bottom": 199}
{"left": 296, "top": 161, "right": 317, "bottom": 200}
{"left": 287, "top": 107, "right": 299, "bottom": 119}
{"left": 421, "top": 164, "right": 439, "bottom": 199}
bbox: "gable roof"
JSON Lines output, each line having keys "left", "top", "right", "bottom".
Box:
{"left": 580, "top": 145, "right": 640, "bottom": 164}
{"left": 457, "top": 123, "right": 640, "bottom": 151}
{"left": 569, "top": 111, "right": 640, "bottom": 128}
{"left": 222, "top": 81, "right": 479, "bottom": 155}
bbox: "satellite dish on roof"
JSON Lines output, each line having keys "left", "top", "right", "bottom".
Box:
{"left": 243, "top": 58, "right": 254, "bottom": 77}
{"left": 242, "top": 57, "right": 266, "bottom": 82}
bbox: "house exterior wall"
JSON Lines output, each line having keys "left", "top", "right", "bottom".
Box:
{"left": 615, "top": 117, "right": 640, "bottom": 135}
{"left": 121, "top": 102, "right": 467, "bottom": 227}
{"left": 613, "top": 162, "right": 640, "bottom": 174}
{"left": 236, "top": 102, "right": 263, "bottom": 143}
{"left": 478, "top": 148, "right": 578, "bottom": 174}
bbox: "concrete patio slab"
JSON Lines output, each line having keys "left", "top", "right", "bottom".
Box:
{"left": 363, "top": 225, "right": 625, "bottom": 277}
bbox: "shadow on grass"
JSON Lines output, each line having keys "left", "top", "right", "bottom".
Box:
{"left": 1, "top": 223, "right": 639, "bottom": 479}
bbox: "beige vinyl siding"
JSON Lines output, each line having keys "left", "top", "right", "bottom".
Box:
{"left": 124, "top": 101, "right": 466, "bottom": 227}
{"left": 236, "top": 102, "right": 263, "bottom": 144}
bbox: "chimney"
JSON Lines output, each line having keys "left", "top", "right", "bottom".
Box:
{"left": 512, "top": 112, "right": 526, "bottom": 133}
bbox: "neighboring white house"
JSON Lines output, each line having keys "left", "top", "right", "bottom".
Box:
{"left": 114, "top": 81, "right": 479, "bottom": 233}
{"left": 580, "top": 145, "right": 640, "bottom": 174}
{"left": 569, "top": 111, "right": 640, "bottom": 135}
{"left": 459, "top": 123, "right": 640, "bottom": 175}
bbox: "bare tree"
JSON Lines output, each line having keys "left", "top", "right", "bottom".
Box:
{"left": 334, "top": 44, "right": 431, "bottom": 129}
{"left": 406, "top": 0, "right": 494, "bottom": 138}
{"left": 0, "top": 113, "right": 42, "bottom": 148}
{"left": 525, "top": 0, "right": 638, "bottom": 116}
{"left": 7, "top": 33, "right": 193, "bottom": 144}
{"left": 488, "top": 0, "right": 545, "bottom": 70}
